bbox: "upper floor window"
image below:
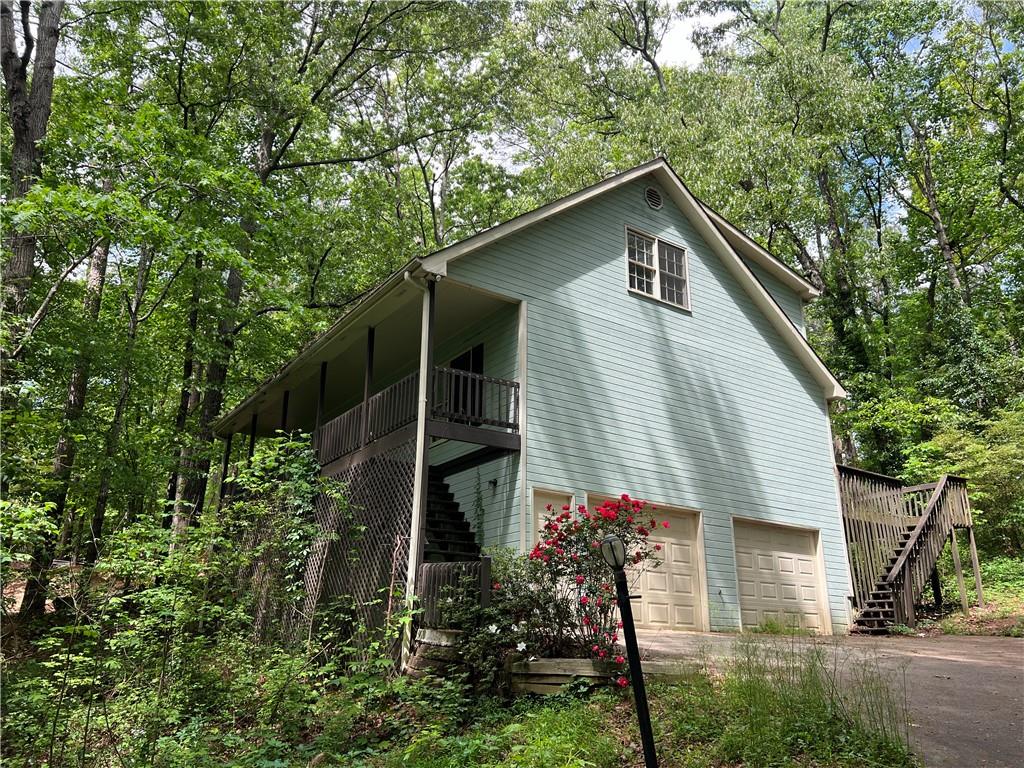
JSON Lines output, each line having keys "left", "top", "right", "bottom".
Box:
{"left": 626, "top": 228, "right": 690, "bottom": 310}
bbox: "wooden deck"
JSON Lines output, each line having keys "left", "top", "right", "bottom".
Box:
{"left": 837, "top": 465, "right": 983, "bottom": 631}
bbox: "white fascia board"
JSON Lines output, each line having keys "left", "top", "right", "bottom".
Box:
{"left": 651, "top": 164, "right": 846, "bottom": 400}
{"left": 700, "top": 206, "right": 821, "bottom": 300}
{"left": 418, "top": 159, "right": 666, "bottom": 274}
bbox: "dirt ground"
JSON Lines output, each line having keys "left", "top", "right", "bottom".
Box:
{"left": 635, "top": 630, "right": 1024, "bottom": 768}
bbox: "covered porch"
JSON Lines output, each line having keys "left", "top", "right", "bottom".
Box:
{"left": 212, "top": 267, "right": 523, "bottom": 650}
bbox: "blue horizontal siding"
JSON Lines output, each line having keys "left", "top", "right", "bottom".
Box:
{"left": 428, "top": 303, "right": 521, "bottom": 549}
{"left": 445, "top": 176, "right": 850, "bottom": 633}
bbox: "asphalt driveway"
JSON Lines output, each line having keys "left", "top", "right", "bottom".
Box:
{"left": 635, "top": 630, "right": 1024, "bottom": 768}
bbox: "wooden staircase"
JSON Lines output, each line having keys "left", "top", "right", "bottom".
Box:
{"left": 838, "top": 467, "right": 983, "bottom": 634}
{"left": 423, "top": 474, "right": 481, "bottom": 563}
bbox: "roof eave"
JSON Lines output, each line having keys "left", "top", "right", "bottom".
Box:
{"left": 211, "top": 258, "right": 432, "bottom": 437}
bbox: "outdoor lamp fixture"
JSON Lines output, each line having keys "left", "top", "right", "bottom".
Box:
{"left": 600, "top": 534, "right": 659, "bottom": 768}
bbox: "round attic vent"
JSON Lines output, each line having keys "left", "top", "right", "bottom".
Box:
{"left": 644, "top": 186, "right": 663, "bottom": 210}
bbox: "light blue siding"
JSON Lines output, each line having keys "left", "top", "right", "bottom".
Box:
{"left": 445, "top": 176, "right": 850, "bottom": 633}
{"left": 744, "top": 260, "right": 806, "bottom": 334}
{"left": 429, "top": 303, "right": 522, "bottom": 549}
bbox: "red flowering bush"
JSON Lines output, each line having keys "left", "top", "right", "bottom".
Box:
{"left": 527, "top": 495, "right": 669, "bottom": 675}
{"left": 446, "top": 495, "right": 668, "bottom": 691}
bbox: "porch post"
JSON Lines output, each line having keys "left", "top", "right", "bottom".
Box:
{"left": 280, "top": 390, "right": 290, "bottom": 433}
{"left": 247, "top": 413, "right": 258, "bottom": 462}
{"left": 217, "top": 433, "right": 233, "bottom": 502}
{"left": 405, "top": 277, "right": 436, "bottom": 663}
{"left": 949, "top": 530, "right": 970, "bottom": 614}
{"left": 316, "top": 361, "right": 328, "bottom": 429}
{"left": 361, "top": 326, "right": 375, "bottom": 445}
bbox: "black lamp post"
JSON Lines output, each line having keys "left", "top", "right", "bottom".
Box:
{"left": 600, "top": 533, "right": 659, "bottom": 768}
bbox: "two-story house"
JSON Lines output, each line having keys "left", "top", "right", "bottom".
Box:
{"left": 213, "top": 158, "right": 854, "bottom": 638}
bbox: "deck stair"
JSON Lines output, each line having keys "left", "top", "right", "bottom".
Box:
{"left": 423, "top": 474, "right": 481, "bottom": 563}
{"left": 837, "top": 467, "right": 983, "bottom": 634}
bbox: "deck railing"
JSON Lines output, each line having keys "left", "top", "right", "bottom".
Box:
{"left": 415, "top": 558, "right": 491, "bottom": 629}
{"left": 885, "top": 475, "right": 971, "bottom": 625}
{"left": 838, "top": 465, "right": 924, "bottom": 608}
{"left": 315, "top": 367, "right": 519, "bottom": 465}
{"left": 368, "top": 372, "right": 419, "bottom": 441}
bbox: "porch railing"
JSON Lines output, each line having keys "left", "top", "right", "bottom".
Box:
{"left": 431, "top": 367, "right": 520, "bottom": 430}
{"left": 315, "top": 367, "right": 519, "bottom": 466}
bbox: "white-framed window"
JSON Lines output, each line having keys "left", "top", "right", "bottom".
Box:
{"left": 626, "top": 227, "right": 690, "bottom": 310}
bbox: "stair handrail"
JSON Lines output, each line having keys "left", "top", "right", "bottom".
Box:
{"left": 884, "top": 474, "right": 950, "bottom": 587}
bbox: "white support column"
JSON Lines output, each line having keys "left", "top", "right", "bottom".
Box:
{"left": 403, "top": 277, "right": 435, "bottom": 666}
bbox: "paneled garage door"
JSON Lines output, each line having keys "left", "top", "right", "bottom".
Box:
{"left": 633, "top": 509, "right": 705, "bottom": 631}
{"left": 733, "top": 520, "right": 826, "bottom": 632}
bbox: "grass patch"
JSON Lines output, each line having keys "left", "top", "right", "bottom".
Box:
{"left": 365, "top": 636, "right": 916, "bottom": 768}
{"left": 652, "top": 636, "right": 914, "bottom": 768}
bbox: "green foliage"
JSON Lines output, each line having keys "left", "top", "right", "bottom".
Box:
{"left": 904, "top": 403, "right": 1024, "bottom": 553}
{"left": 656, "top": 639, "right": 915, "bottom": 768}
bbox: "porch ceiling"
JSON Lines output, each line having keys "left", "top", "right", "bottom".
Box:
{"left": 216, "top": 278, "right": 516, "bottom": 438}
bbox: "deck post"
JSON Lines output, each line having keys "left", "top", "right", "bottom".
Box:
{"left": 949, "top": 530, "right": 970, "bottom": 614}
{"left": 316, "top": 361, "right": 328, "bottom": 429}
{"left": 247, "top": 413, "right": 258, "bottom": 462}
{"left": 967, "top": 526, "right": 984, "bottom": 608}
{"left": 405, "top": 277, "right": 436, "bottom": 665}
{"left": 929, "top": 567, "right": 943, "bottom": 607}
{"left": 361, "top": 326, "right": 375, "bottom": 446}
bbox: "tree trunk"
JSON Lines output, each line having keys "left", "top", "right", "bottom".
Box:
{"left": 816, "top": 168, "right": 871, "bottom": 372}
{"left": 84, "top": 344, "right": 133, "bottom": 564}
{"left": 1, "top": 0, "right": 65, "bottom": 316}
{"left": 170, "top": 265, "right": 243, "bottom": 542}
{"left": 19, "top": 234, "right": 108, "bottom": 618}
{"left": 163, "top": 254, "right": 203, "bottom": 526}
{"left": 53, "top": 235, "right": 111, "bottom": 553}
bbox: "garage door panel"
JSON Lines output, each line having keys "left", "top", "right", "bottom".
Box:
{"left": 633, "top": 509, "right": 704, "bottom": 631}
{"left": 734, "top": 520, "right": 825, "bottom": 633}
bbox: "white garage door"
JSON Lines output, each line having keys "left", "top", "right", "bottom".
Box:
{"left": 733, "top": 520, "right": 826, "bottom": 632}
{"left": 632, "top": 509, "right": 705, "bottom": 631}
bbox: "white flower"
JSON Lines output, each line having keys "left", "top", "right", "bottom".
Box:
{"left": 487, "top": 624, "right": 499, "bottom": 633}
{"left": 516, "top": 642, "right": 527, "bottom": 652}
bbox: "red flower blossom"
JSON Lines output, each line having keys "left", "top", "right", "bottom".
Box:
{"left": 575, "top": 574, "right": 586, "bottom": 585}
{"left": 614, "top": 655, "right": 625, "bottom": 664}
{"left": 616, "top": 676, "right": 629, "bottom": 688}
{"left": 654, "top": 543, "right": 662, "bottom": 551}
{"left": 493, "top": 582, "right": 502, "bottom": 590}
{"left": 663, "top": 520, "right": 670, "bottom": 528}
{"left": 562, "top": 504, "right": 571, "bottom": 511}
{"left": 580, "top": 596, "right": 589, "bottom": 605}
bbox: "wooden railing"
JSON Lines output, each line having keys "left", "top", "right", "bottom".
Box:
{"left": 885, "top": 475, "right": 971, "bottom": 626}
{"left": 837, "top": 465, "right": 927, "bottom": 608}
{"left": 315, "top": 367, "right": 519, "bottom": 465}
{"left": 431, "top": 367, "right": 520, "bottom": 430}
{"left": 415, "top": 557, "right": 491, "bottom": 629}
{"left": 368, "top": 372, "right": 419, "bottom": 440}
{"left": 314, "top": 405, "right": 362, "bottom": 464}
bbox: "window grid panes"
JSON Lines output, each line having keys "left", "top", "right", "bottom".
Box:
{"left": 627, "top": 231, "right": 656, "bottom": 295}
{"left": 658, "top": 242, "right": 688, "bottom": 307}
{"left": 626, "top": 228, "right": 689, "bottom": 309}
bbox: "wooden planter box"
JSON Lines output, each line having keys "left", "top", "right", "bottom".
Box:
{"left": 509, "top": 657, "right": 696, "bottom": 695}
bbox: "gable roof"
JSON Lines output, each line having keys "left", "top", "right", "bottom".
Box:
{"left": 419, "top": 158, "right": 845, "bottom": 400}
{"left": 215, "top": 160, "right": 844, "bottom": 435}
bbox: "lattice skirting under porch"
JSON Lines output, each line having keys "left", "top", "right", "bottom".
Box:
{"left": 300, "top": 439, "right": 417, "bottom": 651}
